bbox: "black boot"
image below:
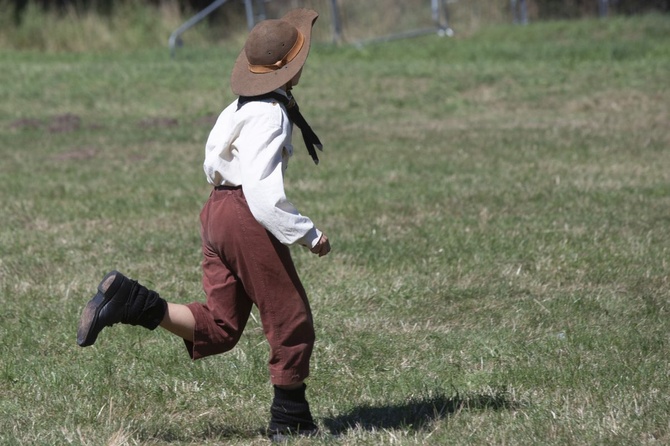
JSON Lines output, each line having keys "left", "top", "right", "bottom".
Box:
{"left": 77, "top": 270, "right": 167, "bottom": 347}
{"left": 268, "top": 384, "right": 318, "bottom": 442}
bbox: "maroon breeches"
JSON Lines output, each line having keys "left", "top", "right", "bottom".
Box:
{"left": 184, "top": 187, "right": 315, "bottom": 386}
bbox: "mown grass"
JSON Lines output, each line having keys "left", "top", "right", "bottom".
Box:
{"left": 1, "top": 13, "right": 669, "bottom": 446}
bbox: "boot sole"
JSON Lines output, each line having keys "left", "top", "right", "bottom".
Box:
{"left": 76, "top": 271, "right": 123, "bottom": 347}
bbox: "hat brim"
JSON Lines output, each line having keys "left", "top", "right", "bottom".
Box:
{"left": 230, "top": 9, "right": 318, "bottom": 97}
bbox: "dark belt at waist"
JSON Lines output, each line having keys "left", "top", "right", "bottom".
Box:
{"left": 214, "top": 185, "right": 242, "bottom": 191}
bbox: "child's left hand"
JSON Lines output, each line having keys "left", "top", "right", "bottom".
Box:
{"left": 310, "top": 233, "right": 331, "bottom": 257}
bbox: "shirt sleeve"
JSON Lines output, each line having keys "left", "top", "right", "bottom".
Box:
{"left": 236, "top": 102, "right": 322, "bottom": 248}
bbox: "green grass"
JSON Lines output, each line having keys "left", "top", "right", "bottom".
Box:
{"left": 1, "top": 14, "right": 670, "bottom": 445}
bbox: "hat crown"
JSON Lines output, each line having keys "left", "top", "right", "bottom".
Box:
{"left": 231, "top": 8, "right": 318, "bottom": 97}
{"left": 244, "top": 20, "right": 299, "bottom": 67}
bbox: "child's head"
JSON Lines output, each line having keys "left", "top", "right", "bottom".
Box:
{"left": 231, "top": 9, "right": 318, "bottom": 97}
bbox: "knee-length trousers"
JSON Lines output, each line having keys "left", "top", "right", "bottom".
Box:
{"left": 184, "top": 186, "right": 315, "bottom": 386}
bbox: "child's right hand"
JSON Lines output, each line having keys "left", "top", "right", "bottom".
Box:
{"left": 310, "top": 233, "right": 331, "bottom": 257}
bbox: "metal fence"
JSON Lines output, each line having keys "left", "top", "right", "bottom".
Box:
{"left": 170, "top": 0, "right": 662, "bottom": 55}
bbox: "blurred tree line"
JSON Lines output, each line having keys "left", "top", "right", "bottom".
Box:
{"left": 10, "top": 0, "right": 226, "bottom": 24}
{"left": 534, "top": 0, "right": 670, "bottom": 17}
{"left": 10, "top": 0, "right": 670, "bottom": 25}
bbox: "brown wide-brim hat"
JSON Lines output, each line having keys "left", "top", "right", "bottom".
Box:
{"left": 231, "top": 8, "right": 318, "bottom": 97}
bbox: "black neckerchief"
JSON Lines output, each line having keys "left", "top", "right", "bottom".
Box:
{"left": 237, "top": 91, "right": 323, "bottom": 165}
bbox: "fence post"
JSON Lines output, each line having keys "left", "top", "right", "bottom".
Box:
{"left": 598, "top": 0, "right": 609, "bottom": 17}
{"left": 511, "top": 0, "right": 528, "bottom": 25}
{"left": 255, "top": 0, "right": 267, "bottom": 22}
{"left": 330, "top": 0, "right": 343, "bottom": 43}
{"left": 432, "top": 0, "right": 453, "bottom": 36}
{"left": 244, "top": 0, "right": 255, "bottom": 30}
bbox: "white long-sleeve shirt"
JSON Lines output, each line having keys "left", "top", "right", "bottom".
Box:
{"left": 203, "top": 91, "right": 321, "bottom": 248}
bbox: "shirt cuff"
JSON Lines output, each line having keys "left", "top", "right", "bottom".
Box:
{"left": 299, "top": 227, "right": 322, "bottom": 249}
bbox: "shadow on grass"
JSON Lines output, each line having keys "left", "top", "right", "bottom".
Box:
{"left": 323, "top": 389, "right": 519, "bottom": 434}
{"left": 142, "top": 389, "right": 520, "bottom": 441}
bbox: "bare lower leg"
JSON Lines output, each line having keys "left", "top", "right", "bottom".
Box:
{"left": 159, "top": 303, "right": 195, "bottom": 342}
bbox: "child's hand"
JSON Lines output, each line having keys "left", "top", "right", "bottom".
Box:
{"left": 310, "top": 233, "right": 331, "bottom": 257}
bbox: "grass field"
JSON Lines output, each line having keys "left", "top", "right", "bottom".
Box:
{"left": 1, "top": 13, "right": 670, "bottom": 446}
